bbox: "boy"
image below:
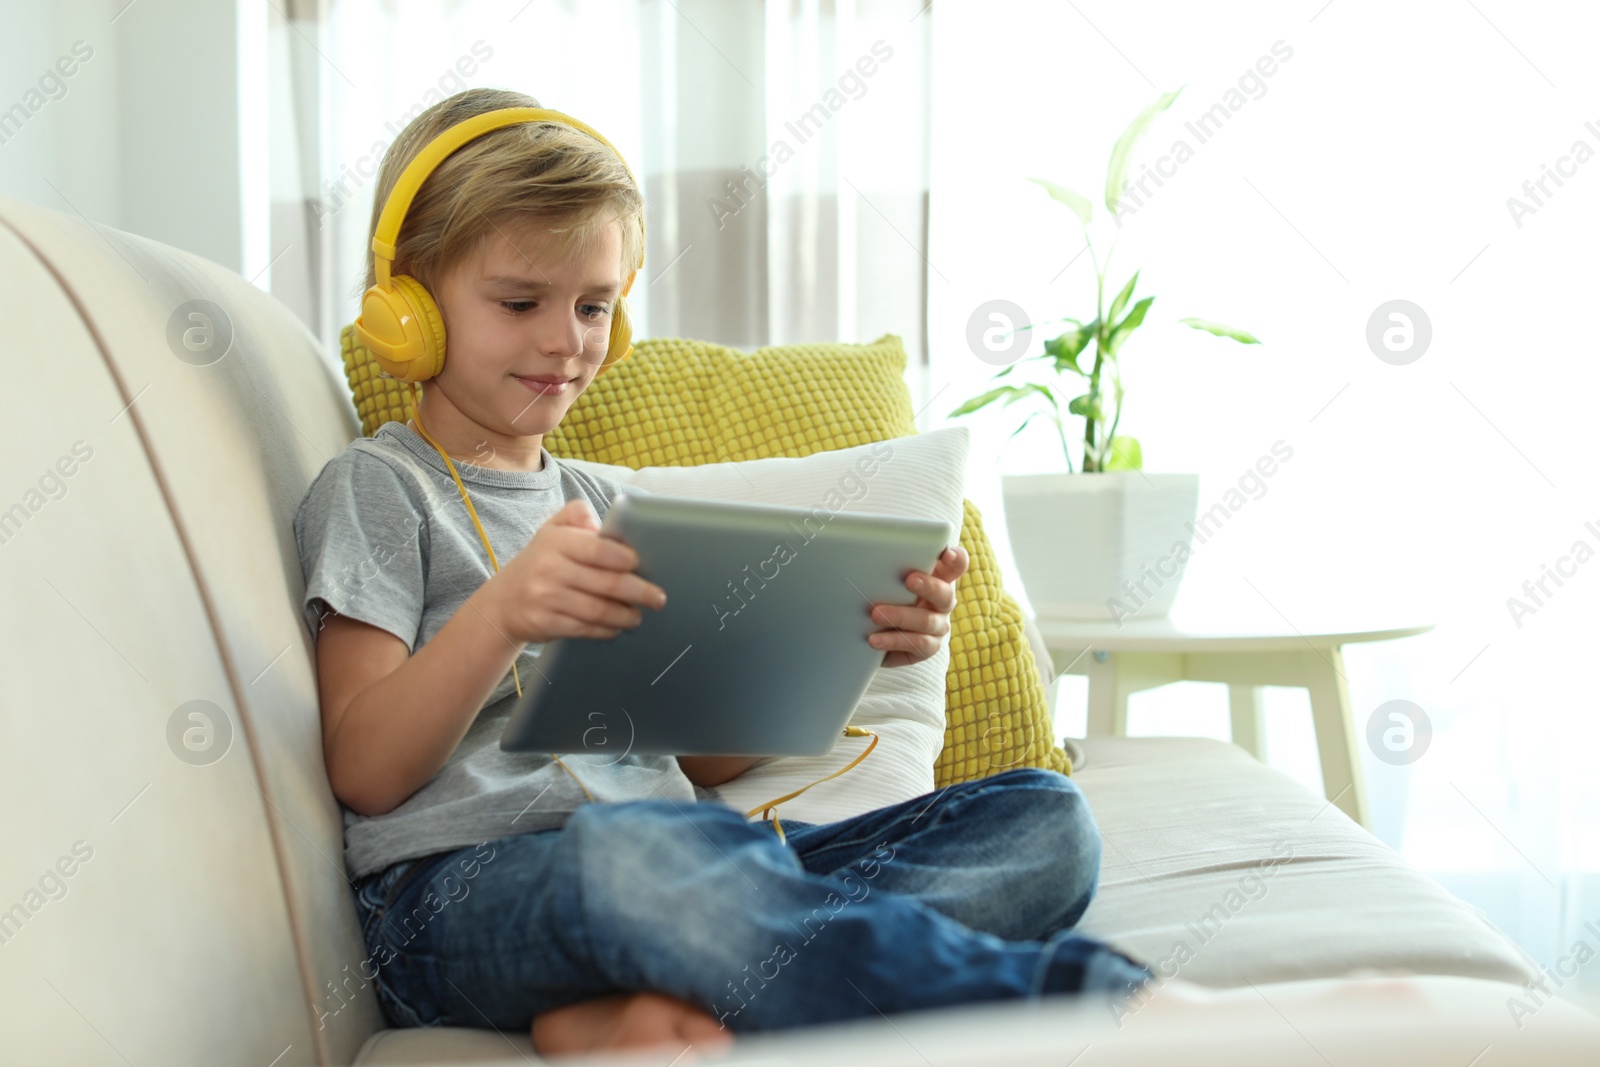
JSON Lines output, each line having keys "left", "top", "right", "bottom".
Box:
{"left": 294, "top": 88, "right": 1152, "bottom": 1058}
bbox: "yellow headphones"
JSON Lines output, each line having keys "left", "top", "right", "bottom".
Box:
{"left": 353, "top": 106, "right": 643, "bottom": 384}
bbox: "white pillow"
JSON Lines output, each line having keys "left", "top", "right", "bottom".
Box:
{"left": 560, "top": 426, "right": 968, "bottom": 824}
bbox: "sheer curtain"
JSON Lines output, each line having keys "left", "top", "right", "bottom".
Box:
{"left": 267, "top": 0, "right": 325, "bottom": 333}
{"left": 272, "top": 0, "right": 932, "bottom": 382}
{"left": 311, "top": 0, "right": 649, "bottom": 351}
{"left": 642, "top": 0, "right": 931, "bottom": 362}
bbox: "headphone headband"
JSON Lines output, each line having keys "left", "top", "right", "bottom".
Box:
{"left": 352, "top": 103, "right": 643, "bottom": 392}
{"left": 370, "top": 106, "right": 642, "bottom": 289}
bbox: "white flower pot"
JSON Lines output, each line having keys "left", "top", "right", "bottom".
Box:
{"left": 1002, "top": 472, "right": 1200, "bottom": 622}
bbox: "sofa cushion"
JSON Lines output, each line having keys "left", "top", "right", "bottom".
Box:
{"left": 1073, "top": 736, "right": 1537, "bottom": 988}
{"left": 355, "top": 1025, "right": 533, "bottom": 1065}
{"left": 339, "top": 329, "right": 1070, "bottom": 788}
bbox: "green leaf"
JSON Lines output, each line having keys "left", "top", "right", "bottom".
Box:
{"left": 1003, "top": 383, "right": 1055, "bottom": 408}
{"left": 1179, "top": 318, "right": 1261, "bottom": 344}
{"left": 1043, "top": 324, "right": 1095, "bottom": 374}
{"left": 1008, "top": 410, "right": 1042, "bottom": 441}
{"left": 1028, "top": 177, "right": 1093, "bottom": 228}
{"left": 950, "top": 382, "right": 1059, "bottom": 419}
{"left": 1105, "top": 89, "right": 1183, "bottom": 215}
{"left": 948, "top": 385, "right": 1021, "bottom": 418}
{"left": 1105, "top": 296, "right": 1156, "bottom": 357}
{"left": 1116, "top": 296, "right": 1154, "bottom": 334}
{"left": 1106, "top": 271, "right": 1140, "bottom": 325}
{"left": 1105, "top": 435, "right": 1143, "bottom": 471}
{"left": 1068, "top": 393, "right": 1103, "bottom": 420}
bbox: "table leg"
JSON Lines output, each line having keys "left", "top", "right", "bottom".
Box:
{"left": 1084, "top": 652, "right": 1184, "bottom": 737}
{"left": 1228, "top": 685, "right": 1266, "bottom": 760}
{"left": 1085, "top": 652, "right": 1128, "bottom": 736}
{"left": 1303, "top": 646, "right": 1370, "bottom": 827}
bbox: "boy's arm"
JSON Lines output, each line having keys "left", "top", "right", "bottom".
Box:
{"left": 317, "top": 584, "right": 522, "bottom": 816}
{"left": 298, "top": 452, "right": 527, "bottom": 817}
{"left": 325, "top": 599, "right": 748, "bottom": 799}
{"left": 311, "top": 495, "right": 663, "bottom": 816}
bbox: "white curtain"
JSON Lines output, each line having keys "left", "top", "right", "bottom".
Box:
{"left": 266, "top": 0, "right": 325, "bottom": 334}
{"left": 271, "top": 0, "right": 932, "bottom": 377}
{"left": 639, "top": 0, "right": 931, "bottom": 359}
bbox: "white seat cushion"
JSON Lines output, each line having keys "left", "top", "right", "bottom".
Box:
{"left": 354, "top": 1025, "right": 533, "bottom": 1064}
{"left": 354, "top": 973, "right": 1600, "bottom": 1065}
{"left": 1072, "top": 736, "right": 1536, "bottom": 988}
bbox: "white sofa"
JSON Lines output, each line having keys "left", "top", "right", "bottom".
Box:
{"left": 1, "top": 195, "right": 1593, "bottom": 1066}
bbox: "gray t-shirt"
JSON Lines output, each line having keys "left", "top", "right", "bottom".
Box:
{"left": 293, "top": 421, "right": 702, "bottom": 881}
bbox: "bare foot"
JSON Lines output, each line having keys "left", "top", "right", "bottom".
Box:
{"left": 531, "top": 991, "right": 733, "bottom": 1059}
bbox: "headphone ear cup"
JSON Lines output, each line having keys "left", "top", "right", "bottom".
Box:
{"left": 353, "top": 274, "right": 447, "bottom": 383}
{"left": 597, "top": 296, "right": 633, "bottom": 376}
{"left": 390, "top": 275, "right": 447, "bottom": 381}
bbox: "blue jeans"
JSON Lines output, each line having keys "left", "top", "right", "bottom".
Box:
{"left": 351, "top": 767, "right": 1153, "bottom": 1033}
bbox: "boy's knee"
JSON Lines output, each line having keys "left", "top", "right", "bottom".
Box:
{"left": 565, "top": 799, "right": 728, "bottom": 858}
{"left": 562, "top": 800, "right": 766, "bottom": 897}
{"left": 555, "top": 801, "right": 786, "bottom": 978}
{"left": 1024, "top": 772, "right": 1100, "bottom": 857}
{"left": 989, "top": 766, "right": 1078, "bottom": 794}
{"left": 984, "top": 768, "right": 1097, "bottom": 831}
{"left": 939, "top": 769, "right": 1102, "bottom": 935}
{"left": 983, "top": 768, "right": 1101, "bottom": 885}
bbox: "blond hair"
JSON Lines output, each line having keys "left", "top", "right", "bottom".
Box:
{"left": 364, "top": 88, "right": 644, "bottom": 294}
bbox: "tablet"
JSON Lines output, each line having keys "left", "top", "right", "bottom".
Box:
{"left": 499, "top": 492, "right": 955, "bottom": 757}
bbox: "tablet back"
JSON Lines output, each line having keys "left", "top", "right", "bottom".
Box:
{"left": 500, "top": 492, "right": 953, "bottom": 758}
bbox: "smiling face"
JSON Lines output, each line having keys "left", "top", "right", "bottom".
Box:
{"left": 412, "top": 214, "right": 626, "bottom": 469}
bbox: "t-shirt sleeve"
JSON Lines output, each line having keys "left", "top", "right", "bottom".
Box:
{"left": 565, "top": 465, "right": 651, "bottom": 518}
{"left": 293, "top": 450, "right": 427, "bottom": 651}
{"left": 596, "top": 481, "right": 652, "bottom": 526}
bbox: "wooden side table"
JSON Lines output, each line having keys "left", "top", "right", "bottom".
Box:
{"left": 1035, "top": 614, "right": 1434, "bottom": 828}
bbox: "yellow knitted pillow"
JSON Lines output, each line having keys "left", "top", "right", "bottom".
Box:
{"left": 546, "top": 335, "right": 922, "bottom": 464}
{"left": 341, "top": 325, "right": 422, "bottom": 439}
{"left": 337, "top": 327, "right": 1069, "bottom": 784}
{"left": 939, "top": 499, "right": 1072, "bottom": 785}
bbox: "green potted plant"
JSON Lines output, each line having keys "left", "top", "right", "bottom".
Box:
{"left": 951, "top": 89, "right": 1261, "bottom": 622}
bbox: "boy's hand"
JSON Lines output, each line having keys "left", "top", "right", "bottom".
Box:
{"left": 866, "top": 545, "right": 969, "bottom": 668}
{"left": 481, "top": 499, "right": 667, "bottom": 645}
